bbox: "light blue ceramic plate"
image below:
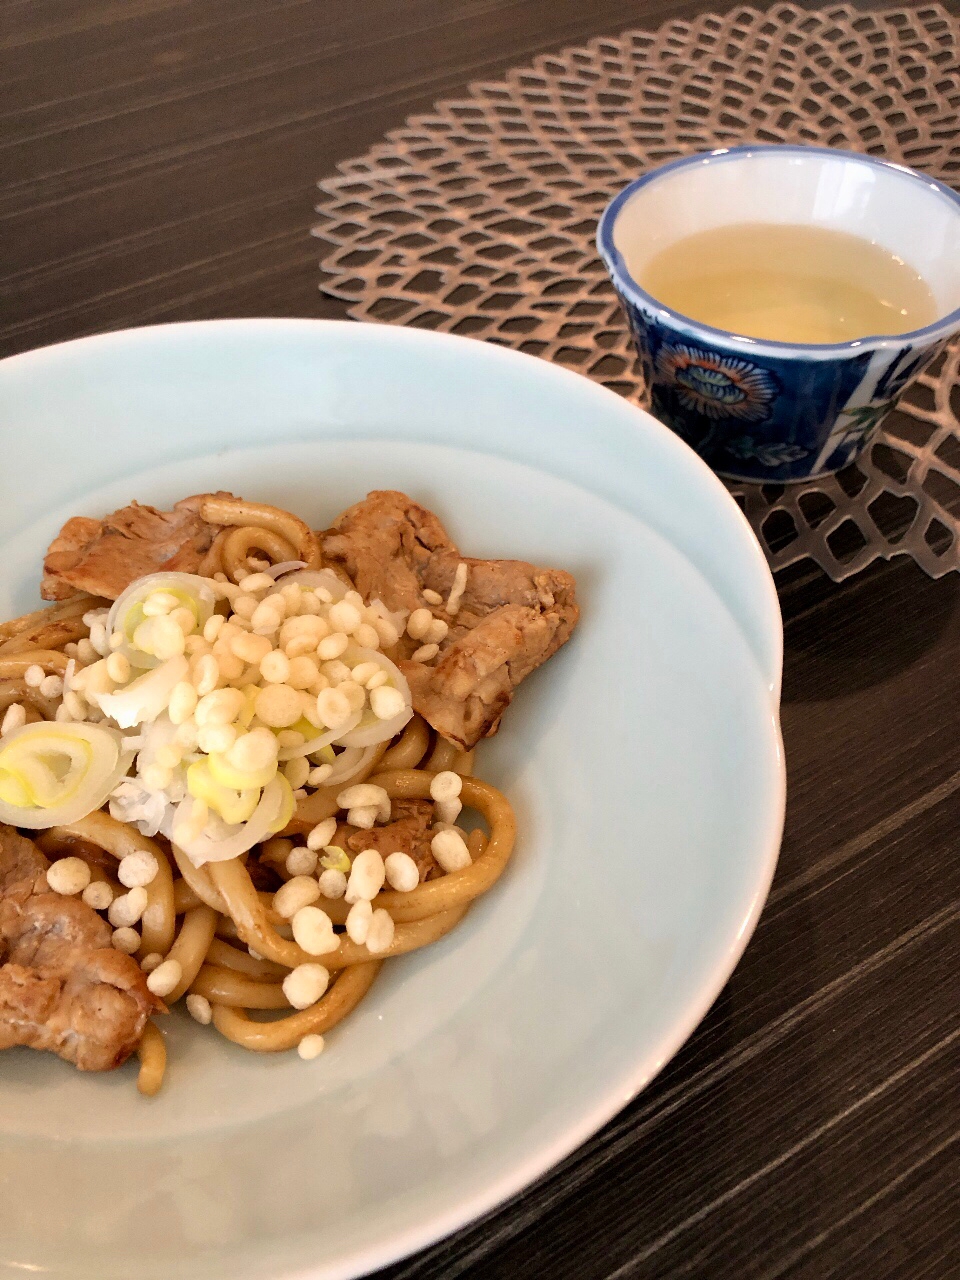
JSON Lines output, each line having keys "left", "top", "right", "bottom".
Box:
{"left": 0, "top": 321, "right": 784, "bottom": 1280}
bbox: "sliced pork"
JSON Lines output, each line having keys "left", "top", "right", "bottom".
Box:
{"left": 0, "top": 826, "right": 162, "bottom": 1071}
{"left": 41, "top": 493, "right": 230, "bottom": 601}
{"left": 322, "top": 490, "right": 579, "bottom": 749}
{"left": 346, "top": 798, "right": 440, "bottom": 881}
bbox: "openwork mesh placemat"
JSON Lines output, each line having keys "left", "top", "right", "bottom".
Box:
{"left": 314, "top": 3, "right": 960, "bottom": 581}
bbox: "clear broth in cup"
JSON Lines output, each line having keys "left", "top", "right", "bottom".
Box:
{"left": 632, "top": 223, "right": 937, "bottom": 344}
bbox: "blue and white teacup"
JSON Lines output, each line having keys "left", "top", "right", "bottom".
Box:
{"left": 597, "top": 146, "right": 960, "bottom": 483}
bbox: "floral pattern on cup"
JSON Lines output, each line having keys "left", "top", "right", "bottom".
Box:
{"left": 616, "top": 284, "right": 945, "bottom": 483}
{"left": 654, "top": 343, "right": 777, "bottom": 423}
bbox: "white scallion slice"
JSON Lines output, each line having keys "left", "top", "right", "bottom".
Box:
{"left": 337, "top": 646, "right": 413, "bottom": 746}
{"left": 277, "top": 708, "right": 362, "bottom": 761}
{"left": 265, "top": 569, "right": 350, "bottom": 602}
{"left": 321, "top": 744, "right": 378, "bottom": 787}
{"left": 172, "top": 774, "right": 293, "bottom": 866}
{"left": 207, "top": 750, "right": 278, "bottom": 792}
{"left": 0, "top": 722, "right": 134, "bottom": 829}
{"left": 109, "top": 779, "right": 170, "bottom": 838}
{"left": 187, "top": 758, "right": 260, "bottom": 826}
{"left": 364, "top": 596, "right": 408, "bottom": 635}
{"left": 108, "top": 572, "right": 217, "bottom": 670}
{"left": 264, "top": 560, "right": 307, "bottom": 579}
{"left": 97, "top": 655, "right": 189, "bottom": 729}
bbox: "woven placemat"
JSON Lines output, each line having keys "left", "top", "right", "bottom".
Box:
{"left": 314, "top": 3, "right": 960, "bottom": 581}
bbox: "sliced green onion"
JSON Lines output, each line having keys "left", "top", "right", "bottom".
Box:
{"left": 96, "top": 655, "right": 188, "bottom": 729}
{"left": 207, "top": 750, "right": 277, "bottom": 792}
{"left": 172, "top": 774, "right": 289, "bottom": 866}
{"left": 319, "top": 846, "right": 350, "bottom": 874}
{"left": 0, "top": 722, "right": 134, "bottom": 829}
{"left": 187, "top": 758, "right": 260, "bottom": 825}
{"left": 264, "top": 569, "right": 349, "bottom": 602}
{"left": 107, "top": 572, "right": 217, "bottom": 669}
{"left": 337, "top": 646, "right": 412, "bottom": 747}
{"left": 268, "top": 774, "right": 295, "bottom": 833}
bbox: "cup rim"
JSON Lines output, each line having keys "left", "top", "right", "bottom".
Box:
{"left": 596, "top": 144, "right": 960, "bottom": 357}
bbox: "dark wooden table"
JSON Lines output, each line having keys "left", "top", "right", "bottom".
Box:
{"left": 5, "top": 2, "right": 960, "bottom": 1277}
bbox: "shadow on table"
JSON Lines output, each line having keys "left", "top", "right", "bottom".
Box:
{"left": 778, "top": 556, "right": 960, "bottom": 703}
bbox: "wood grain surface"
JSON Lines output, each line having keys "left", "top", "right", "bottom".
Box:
{"left": 4, "top": 2, "right": 960, "bottom": 1277}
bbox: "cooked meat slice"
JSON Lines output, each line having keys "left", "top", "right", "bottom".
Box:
{"left": 403, "top": 602, "right": 573, "bottom": 748}
{"left": 41, "top": 492, "right": 233, "bottom": 602}
{"left": 323, "top": 492, "right": 452, "bottom": 614}
{"left": 6, "top": 891, "right": 112, "bottom": 966}
{"left": 0, "top": 827, "right": 48, "bottom": 901}
{"left": 322, "top": 490, "right": 579, "bottom": 749}
{"left": 40, "top": 519, "right": 103, "bottom": 601}
{"left": 0, "top": 953, "right": 157, "bottom": 1072}
{"left": 346, "top": 798, "right": 440, "bottom": 881}
{"left": 0, "top": 825, "right": 162, "bottom": 1071}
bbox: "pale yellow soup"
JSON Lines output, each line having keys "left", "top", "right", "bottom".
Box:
{"left": 631, "top": 223, "right": 937, "bottom": 344}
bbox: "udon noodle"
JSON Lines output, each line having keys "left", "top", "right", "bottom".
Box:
{"left": 0, "top": 498, "right": 520, "bottom": 1094}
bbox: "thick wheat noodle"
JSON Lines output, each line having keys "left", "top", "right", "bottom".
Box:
{"left": 212, "top": 888, "right": 443, "bottom": 954}
{"left": 0, "top": 680, "right": 59, "bottom": 720}
{"left": 221, "top": 526, "right": 298, "bottom": 580}
{"left": 278, "top": 899, "right": 465, "bottom": 964}
{"left": 209, "top": 855, "right": 470, "bottom": 968}
{"left": 362, "top": 771, "right": 516, "bottom": 924}
{"left": 197, "top": 527, "right": 231, "bottom": 578}
{"left": 468, "top": 828, "right": 487, "bottom": 859}
{"left": 0, "top": 618, "right": 91, "bottom": 657}
{"left": 0, "top": 650, "right": 69, "bottom": 679}
{"left": 171, "top": 844, "right": 228, "bottom": 913}
{"left": 88, "top": 863, "right": 120, "bottom": 889}
{"left": 285, "top": 741, "right": 388, "bottom": 834}
{"left": 454, "top": 748, "right": 476, "bottom": 777}
{"left": 333, "top": 820, "right": 355, "bottom": 849}
{"left": 0, "top": 689, "right": 49, "bottom": 722}
{"left": 164, "top": 905, "right": 218, "bottom": 1002}
{"left": 214, "top": 913, "right": 242, "bottom": 942}
{"left": 379, "top": 714, "right": 430, "bottom": 769}
{"left": 212, "top": 916, "right": 293, "bottom": 946}
{"left": 286, "top": 784, "right": 355, "bottom": 836}
{"left": 211, "top": 961, "right": 382, "bottom": 1052}
{"left": 213, "top": 908, "right": 295, "bottom": 944}
{"left": 258, "top": 897, "right": 287, "bottom": 925}
{"left": 208, "top": 858, "right": 312, "bottom": 967}
{"left": 191, "top": 964, "right": 290, "bottom": 1009}
{"left": 33, "top": 833, "right": 121, "bottom": 889}
{"left": 425, "top": 736, "right": 460, "bottom": 772}
{"left": 199, "top": 497, "right": 322, "bottom": 569}
{"left": 313, "top": 895, "right": 349, "bottom": 925}
{"left": 256, "top": 837, "right": 293, "bottom": 878}
{"left": 38, "top": 849, "right": 116, "bottom": 890}
{"left": 170, "top": 865, "right": 284, "bottom": 926}
{"left": 263, "top": 773, "right": 512, "bottom": 926}
{"left": 327, "top": 904, "right": 468, "bottom": 968}
{"left": 171, "top": 850, "right": 281, "bottom": 923}
{"left": 0, "top": 594, "right": 97, "bottom": 644}
{"left": 205, "top": 938, "right": 287, "bottom": 979}
{"left": 136, "top": 1021, "right": 166, "bottom": 1096}
{"left": 260, "top": 827, "right": 353, "bottom": 891}
{"left": 52, "top": 813, "right": 176, "bottom": 957}
{"left": 172, "top": 878, "right": 204, "bottom": 914}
